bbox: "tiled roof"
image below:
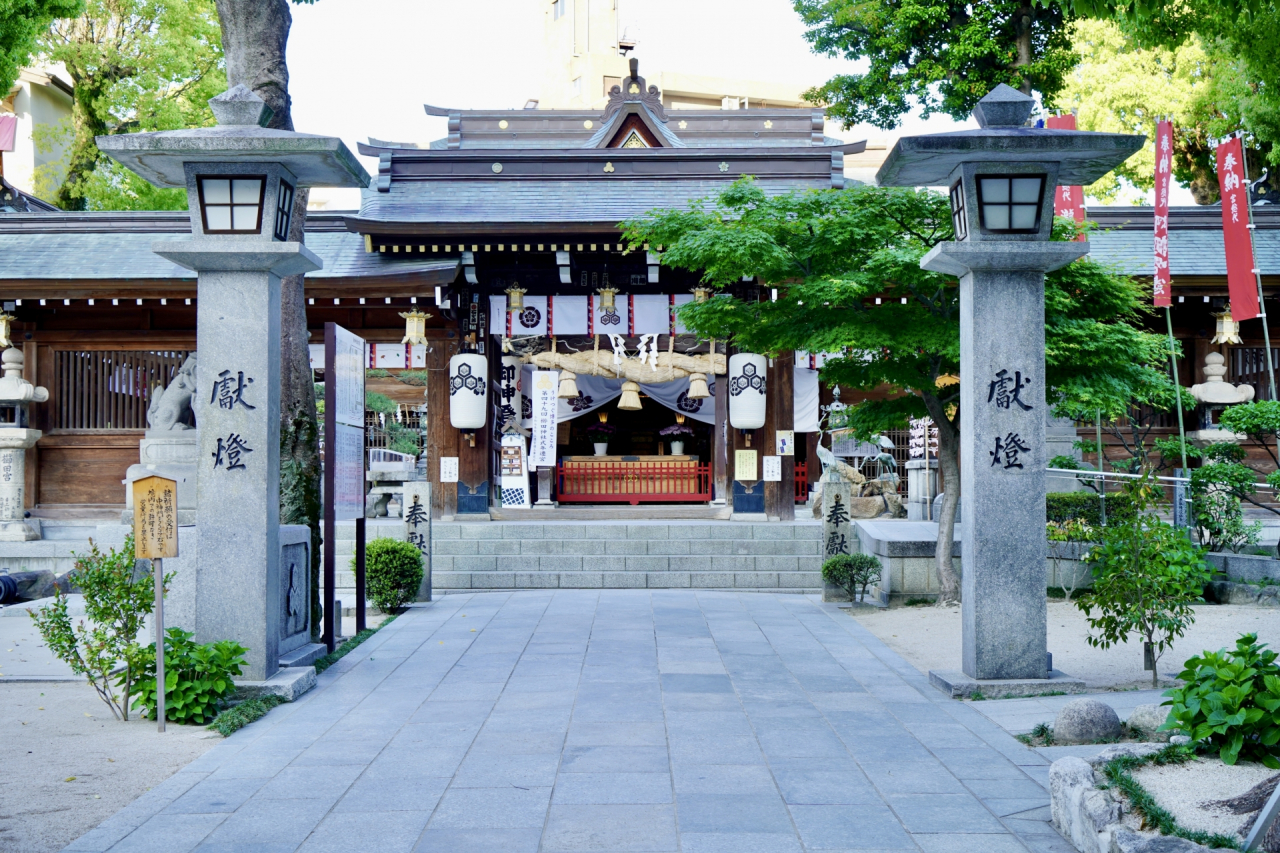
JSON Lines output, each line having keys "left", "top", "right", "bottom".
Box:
{"left": 1088, "top": 227, "right": 1280, "bottom": 277}
{"left": 0, "top": 228, "right": 457, "bottom": 281}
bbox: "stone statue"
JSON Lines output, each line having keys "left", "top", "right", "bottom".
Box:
{"left": 147, "top": 354, "right": 197, "bottom": 431}
{"left": 1191, "top": 352, "right": 1255, "bottom": 405}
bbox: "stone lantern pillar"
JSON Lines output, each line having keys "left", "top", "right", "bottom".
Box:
{"left": 0, "top": 349, "right": 47, "bottom": 541}
{"left": 98, "top": 85, "right": 369, "bottom": 681}
{"left": 877, "top": 85, "right": 1142, "bottom": 691}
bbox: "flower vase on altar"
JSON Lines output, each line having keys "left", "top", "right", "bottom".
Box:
{"left": 587, "top": 415, "right": 615, "bottom": 456}
{"left": 660, "top": 418, "right": 694, "bottom": 458}
{"left": 670, "top": 440, "right": 684, "bottom": 456}
{"left": 593, "top": 442, "right": 608, "bottom": 456}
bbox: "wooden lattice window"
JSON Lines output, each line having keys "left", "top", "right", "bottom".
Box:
{"left": 53, "top": 350, "right": 193, "bottom": 430}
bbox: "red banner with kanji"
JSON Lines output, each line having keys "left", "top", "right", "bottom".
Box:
{"left": 1153, "top": 120, "right": 1173, "bottom": 307}
{"left": 1216, "top": 135, "right": 1259, "bottom": 321}
{"left": 1047, "top": 114, "right": 1085, "bottom": 240}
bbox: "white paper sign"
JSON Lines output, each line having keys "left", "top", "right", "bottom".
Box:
{"left": 776, "top": 430, "right": 794, "bottom": 456}
{"left": 763, "top": 456, "right": 782, "bottom": 482}
{"left": 439, "top": 457, "right": 459, "bottom": 483}
{"left": 529, "top": 370, "right": 559, "bottom": 468}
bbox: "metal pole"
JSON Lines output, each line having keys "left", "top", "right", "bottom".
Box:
{"left": 1242, "top": 140, "right": 1278, "bottom": 401}
{"left": 1165, "top": 307, "right": 1189, "bottom": 472}
{"left": 153, "top": 557, "right": 165, "bottom": 733}
{"left": 1245, "top": 778, "right": 1280, "bottom": 850}
{"left": 1095, "top": 411, "right": 1106, "bottom": 526}
{"left": 355, "top": 516, "right": 366, "bottom": 634}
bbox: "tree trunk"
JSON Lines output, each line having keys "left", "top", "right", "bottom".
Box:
{"left": 55, "top": 69, "right": 111, "bottom": 210}
{"left": 922, "top": 392, "right": 961, "bottom": 606}
{"left": 1014, "top": 7, "right": 1033, "bottom": 95}
{"left": 214, "top": 0, "right": 324, "bottom": 640}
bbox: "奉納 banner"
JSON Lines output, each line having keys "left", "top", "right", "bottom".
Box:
{"left": 1153, "top": 120, "right": 1173, "bottom": 308}
{"left": 1046, "top": 114, "right": 1085, "bottom": 240}
{"left": 1216, "top": 135, "right": 1260, "bottom": 321}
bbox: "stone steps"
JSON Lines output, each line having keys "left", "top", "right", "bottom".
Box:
{"left": 322, "top": 520, "right": 823, "bottom": 595}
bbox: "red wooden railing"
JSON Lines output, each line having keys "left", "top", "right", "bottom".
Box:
{"left": 795, "top": 461, "right": 808, "bottom": 503}
{"left": 557, "top": 462, "right": 712, "bottom": 505}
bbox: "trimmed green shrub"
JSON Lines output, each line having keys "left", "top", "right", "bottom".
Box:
{"left": 132, "top": 627, "right": 247, "bottom": 725}
{"left": 208, "top": 694, "right": 287, "bottom": 737}
{"left": 358, "top": 538, "right": 423, "bottom": 612}
{"left": 822, "top": 553, "right": 881, "bottom": 602}
{"left": 1046, "top": 491, "right": 1136, "bottom": 527}
{"left": 1163, "top": 633, "right": 1280, "bottom": 767}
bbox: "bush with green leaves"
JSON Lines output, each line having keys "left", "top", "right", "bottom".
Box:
{"left": 30, "top": 536, "right": 167, "bottom": 721}
{"left": 822, "top": 553, "right": 881, "bottom": 603}
{"left": 1046, "top": 491, "right": 1136, "bottom": 528}
{"left": 358, "top": 538, "right": 423, "bottom": 612}
{"left": 1162, "top": 633, "right": 1280, "bottom": 767}
{"left": 131, "top": 627, "right": 247, "bottom": 725}
{"left": 1077, "top": 470, "right": 1212, "bottom": 688}
{"left": 1190, "top": 442, "right": 1265, "bottom": 553}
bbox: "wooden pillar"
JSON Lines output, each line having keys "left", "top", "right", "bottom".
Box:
{"left": 427, "top": 335, "right": 459, "bottom": 518}
{"left": 765, "top": 352, "right": 795, "bottom": 521}
{"left": 713, "top": 361, "right": 728, "bottom": 504}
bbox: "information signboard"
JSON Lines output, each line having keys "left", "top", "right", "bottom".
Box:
{"left": 323, "top": 323, "right": 366, "bottom": 651}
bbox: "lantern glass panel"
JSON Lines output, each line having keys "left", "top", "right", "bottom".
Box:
{"left": 273, "top": 180, "right": 294, "bottom": 241}
{"left": 976, "top": 174, "right": 1045, "bottom": 234}
{"left": 198, "top": 176, "right": 265, "bottom": 234}
{"left": 949, "top": 180, "right": 968, "bottom": 240}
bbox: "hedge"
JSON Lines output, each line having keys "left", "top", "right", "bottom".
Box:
{"left": 1046, "top": 491, "right": 1137, "bottom": 527}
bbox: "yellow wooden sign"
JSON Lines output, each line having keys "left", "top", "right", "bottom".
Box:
{"left": 133, "top": 475, "right": 178, "bottom": 559}
{"left": 735, "top": 449, "right": 758, "bottom": 481}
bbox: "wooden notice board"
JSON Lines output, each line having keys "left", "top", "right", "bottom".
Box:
{"left": 133, "top": 475, "right": 178, "bottom": 559}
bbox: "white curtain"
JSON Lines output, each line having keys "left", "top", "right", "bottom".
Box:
{"left": 519, "top": 367, "right": 717, "bottom": 424}
{"left": 794, "top": 367, "right": 820, "bottom": 432}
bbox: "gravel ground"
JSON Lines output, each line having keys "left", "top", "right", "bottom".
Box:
{"left": 0, "top": 682, "right": 218, "bottom": 853}
{"left": 849, "top": 601, "right": 1280, "bottom": 689}
{"left": 1130, "top": 758, "right": 1277, "bottom": 839}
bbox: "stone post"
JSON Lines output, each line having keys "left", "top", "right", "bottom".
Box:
{"left": 877, "top": 84, "right": 1142, "bottom": 691}
{"left": 98, "top": 85, "right": 369, "bottom": 683}
{"left": 905, "top": 459, "right": 938, "bottom": 521}
{"left": 0, "top": 349, "right": 46, "bottom": 541}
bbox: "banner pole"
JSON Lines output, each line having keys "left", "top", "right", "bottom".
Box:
{"left": 1241, "top": 140, "right": 1278, "bottom": 401}
{"left": 1165, "top": 306, "right": 1189, "bottom": 472}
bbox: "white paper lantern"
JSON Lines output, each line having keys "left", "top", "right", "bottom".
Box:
{"left": 449, "top": 353, "right": 488, "bottom": 429}
{"left": 728, "top": 353, "right": 767, "bottom": 429}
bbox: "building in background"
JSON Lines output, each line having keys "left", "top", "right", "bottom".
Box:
{"left": 0, "top": 66, "right": 71, "bottom": 197}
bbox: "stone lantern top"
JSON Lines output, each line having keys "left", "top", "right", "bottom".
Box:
{"left": 95, "top": 85, "right": 370, "bottom": 190}
{"left": 876, "top": 84, "right": 1144, "bottom": 188}
{"left": 0, "top": 348, "right": 47, "bottom": 406}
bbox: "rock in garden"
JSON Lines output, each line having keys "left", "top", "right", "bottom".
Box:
{"left": 1055, "top": 698, "right": 1121, "bottom": 745}
{"left": 1127, "top": 704, "right": 1172, "bottom": 740}
{"left": 1110, "top": 828, "right": 1213, "bottom": 853}
{"left": 1085, "top": 742, "right": 1165, "bottom": 769}
{"left": 4, "top": 569, "right": 55, "bottom": 601}
{"left": 1050, "top": 756, "right": 1120, "bottom": 853}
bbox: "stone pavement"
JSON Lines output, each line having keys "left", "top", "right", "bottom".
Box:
{"left": 64, "top": 591, "right": 1071, "bottom": 853}
{"left": 967, "top": 689, "right": 1168, "bottom": 736}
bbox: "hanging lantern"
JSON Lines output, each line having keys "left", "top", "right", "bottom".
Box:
{"left": 0, "top": 313, "right": 14, "bottom": 350}
{"left": 596, "top": 287, "right": 618, "bottom": 311}
{"left": 506, "top": 285, "right": 526, "bottom": 313}
{"left": 618, "top": 380, "right": 642, "bottom": 410}
{"left": 399, "top": 309, "right": 432, "bottom": 346}
{"left": 675, "top": 413, "right": 686, "bottom": 425}
{"left": 1212, "top": 307, "right": 1243, "bottom": 345}
{"left": 597, "top": 411, "right": 608, "bottom": 424}
{"left": 448, "top": 353, "right": 488, "bottom": 429}
{"left": 687, "top": 372, "right": 710, "bottom": 399}
{"left": 558, "top": 369, "right": 579, "bottom": 398}
{"left": 691, "top": 286, "right": 713, "bottom": 304}
{"left": 728, "top": 353, "right": 767, "bottom": 429}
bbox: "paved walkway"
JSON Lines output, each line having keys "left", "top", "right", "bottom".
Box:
{"left": 64, "top": 592, "right": 1070, "bottom": 853}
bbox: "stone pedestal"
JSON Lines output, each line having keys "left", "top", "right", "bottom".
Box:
{"left": 0, "top": 432, "right": 40, "bottom": 540}
{"left": 124, "top": 432, "right": 199, "bottom": 518}
{"left": 923, "top": 242, "right": 1087, "bottom": 682}
{"left": 154, "top": 239, "right": 320, "bottom": 682}
{"left": 905, "top": 459, "right": 938, "bottom": 521}
{"left": 535, "top": 467, "right": 554, "bottom": 505}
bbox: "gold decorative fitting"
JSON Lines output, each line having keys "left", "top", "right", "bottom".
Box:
{"left": 491, "top": 163, "right": 503, "bottom": 173}
{"left": 629, "top": 84, "right": 640, "bottom": 94}
{"left": 718, "top": 162, "right": 729, "bottom": 173}
{"left": 583, "top": 120, "right": 593, "bottom": 129}
{"left": 597, "top": 411, "right": 609, "bottom": 424}
{"left": 0, "top": 313, "right": 14, "bottom": 349}
{"left": 596, "top": 287, "right": 619, "bottom": 311}
{"left": 1212, "top": 307, "right": 1243, "bottom": 345}
{"left": 691, "top": 286, "right": 713, "bottom": 304}
{"left": 678, "top": 120, "right": 687, "bottom": 129}
{"left": 764, "top": 120, "right": 773, "bottom": 129}
{"left": 505, "top": 286, "right": 526, "bottom": 313}
{"left": 399, "top": 310, "right": 432, "bottom": 346}
{"left": 675, "top": 413, "right": 686, "bottom": 425}
{"left": 603, "top": 162, "right": 615, "bottom": 173}
{"left": 498, "top": 119, "right": 509, "bottom": 129}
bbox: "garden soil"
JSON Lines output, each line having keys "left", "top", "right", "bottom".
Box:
{"left": 849, "top": 602, "right": 1280, "bottom": 689}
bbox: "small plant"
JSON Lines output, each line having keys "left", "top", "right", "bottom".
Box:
{"left": 586, "top": 422, "right": 617, "bottom": 441}
{"left": 1162, "top": 633, "right": 1280, "bottom": 767}
{"left": 131, "top": 627, "right": 247, "bottom": 725}
{"left": 207, "top": 694, "right": 287, "bottom": 737}
{"left": 1077, "top": 469, "right": 1212, "bottom": 688}
{"left": 903, "top": 597, "right": 934, "bottom": 607}
{"left": 30, "top": 536, "right": 166, "bottom": 721}
{"left": 822, "top": 553, "right": 881, "bottom": 603}
{"left": 359, "top": 539, "right": 423, "bottom": 613}
{"left": 1047, "top": 517, "right": 1094, "bottom": 600}
{"left": 658, "top": 423, "right": 694, "bottom": 437}
{"left": 1103, "top": 744, "right": 1239, "bottom": 849}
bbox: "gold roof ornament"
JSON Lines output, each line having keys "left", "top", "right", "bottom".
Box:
{"left": 505, "top": 285, "right": 526, "bottom": 313}
{"left": 596, "top": 287, "right": 619, "bottom": 311}
{"left": 399, "top": 310, "right": 432, "bottom": 346}
{"left": 691, "top": 286, "right": 713, "bottom": 304}
{"left": 0, "top": 313, "right": 13, "bottom": 350}
{"left": 1211, "top": 307, "right": 1243, "bottom": 345}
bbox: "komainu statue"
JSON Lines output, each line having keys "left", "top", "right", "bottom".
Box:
{"left": 147, "top": 354, "right": 197, "bottom": 431}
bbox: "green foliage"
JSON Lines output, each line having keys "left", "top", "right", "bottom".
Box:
{"left": 1046, "top": 490, "right": 1136, "bottom": 527}
{"left": 35, "top": 0, "right": 225, "bottom": 209}
{"left": 1163, "top": 633, "right": 1280, "bottom": 768}
{"left": 1102, "top": 744, "right": 1238, "bottom": 849}
{"left": 358, "top": 539, "right": 423, "bottom": 613}
{"left": 1150, "top": 437, "right": 1200, "bottom": 470}
{"left": 822, "top": 553, "right": 881, "bottom": 602}
{"left": 1077, "top": 470, "right": 1212, "bottom": 687}
{"left": 792, "top": 0, "right": 1077, "bottom": 129}
{"left": 30, "top": 536, "right": 162, "bottom": 721}
{"left": 1219, "top": 403, "right": 1280, "bottom": 466}
{"left": 207, "top": 694, "right": 286, "bottom": 738}
{"left": 313, "top": 616, "right": 396, "bottom": 675}
{"left": 0, "top": 0, "right": 83, "bottom": 94}
{"left": 365, "top": 368, "right": 392, "bottom": 379}
{"left": 1191, "top": 456, "right": 1266, "bottom": 553}
{"left": 131, "top": 627, "right": 246, "bottom": 725}
{"left": 365, "top": 391, "right": 397, "bottom": 413}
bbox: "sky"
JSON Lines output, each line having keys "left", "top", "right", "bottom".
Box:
{"left": 285, "top": 0, "right": 1184, "bottom": 207}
